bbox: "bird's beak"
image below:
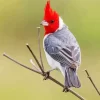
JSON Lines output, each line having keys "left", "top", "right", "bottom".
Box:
{"left": 40, "top": 20, "right": 49, "bottom": 26}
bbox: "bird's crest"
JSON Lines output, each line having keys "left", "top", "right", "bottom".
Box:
{"left": 44, "top": 0, "right": 59, "bottom": 21}
{"left": 42, "top": 0, "right": 60, "bottom": 35}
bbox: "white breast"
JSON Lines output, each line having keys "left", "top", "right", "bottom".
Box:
{"left": 43, "top": 34, "right": 59, "bottom": 68}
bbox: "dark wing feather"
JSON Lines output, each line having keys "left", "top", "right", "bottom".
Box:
{"left": 49, "top": 47, "right": 74, "bottom": 66}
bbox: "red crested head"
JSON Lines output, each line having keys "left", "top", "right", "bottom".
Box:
{"left": 41, "top": 0, "right": 59, "bottom": 35}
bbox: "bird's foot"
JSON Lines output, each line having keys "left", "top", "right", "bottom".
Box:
{"left": 43, "top": 68, "right": 56, "bottom": 80}
{"left": 62, "top": 86, "right": 69, "bottom": 92}
{"left": 43, "top": 71, "right": 50, "bottom": 80}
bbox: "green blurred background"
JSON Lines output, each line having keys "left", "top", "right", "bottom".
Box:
{"left": 0, "top": 0, "right": 100, "bottom": 100}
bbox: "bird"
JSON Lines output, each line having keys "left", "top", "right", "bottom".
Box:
{"left": 40, "top": 0, "right": 81, "bottom": 91}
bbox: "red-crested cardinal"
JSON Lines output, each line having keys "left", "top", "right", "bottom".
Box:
{"left": 40, "top": 0, "right": 81, "bottom": 90}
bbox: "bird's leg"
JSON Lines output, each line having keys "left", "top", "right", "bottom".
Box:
{"left": 43, "top": 68, "right": 57, "bottom": 80}
{"left": 62, "top": 86, "right": 69, "bottom": 92}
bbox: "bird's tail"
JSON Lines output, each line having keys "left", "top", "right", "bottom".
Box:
{"left": 65, "top": 67, "right": 81, "bottom": 88}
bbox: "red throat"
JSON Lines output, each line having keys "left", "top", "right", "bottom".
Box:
{"left": 43, "top": 0, "right": 59, "bottom": 35}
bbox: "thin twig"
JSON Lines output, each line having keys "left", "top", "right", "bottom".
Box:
{"left": 26, "top": 43, "right": 44, "bottom": 74}
{"left": 30, "top": 59, "right": 41, "bottom": 71}
{"left": 85, "top": 69, "right": 100, "bottom": 95}
{"left": 37, "top": 27, "right": 44, "bottom": 71}
{"left": 3, "top": 53, "right": 42, "bottom": 75}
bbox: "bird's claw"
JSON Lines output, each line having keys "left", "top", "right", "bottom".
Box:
{"left": 62, "top": 86, "right": 69, "bottom": 92}
{"left": 43, "top": 71, "right": 50, "bottom": 80}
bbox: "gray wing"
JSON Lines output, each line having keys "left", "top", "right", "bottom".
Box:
{"left": 44, "top": 35, "right": 81, "bottom": 67}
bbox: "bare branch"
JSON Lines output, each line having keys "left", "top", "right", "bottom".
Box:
{"left": 3, "top": 53, "right": 42, "bottom": 75}
{"left": 26, "top": 43, "right": 44, "bottom": 74}
{"left": 37, "top": 27, "right": 44, "bottom": 71}
{"left": 3, "top": 52, "right": 85, "bottom": 100}
{"left": 85, "top": 69, "right": 100, "bottom": 95}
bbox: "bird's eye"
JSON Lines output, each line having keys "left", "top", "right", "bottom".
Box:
{"left": 50, "top": 20, "right": 55, "bottom": 23}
